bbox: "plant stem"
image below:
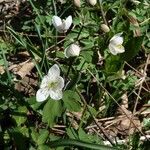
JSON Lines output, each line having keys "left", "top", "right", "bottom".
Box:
{"left": 98, "top": 0, "right": 108, "bottom": 26}
{"left": 49, "top": 139, "right": 118, "bottom": 150}
{"left": 76, "top": 87, "right": 115, "bottom": 146}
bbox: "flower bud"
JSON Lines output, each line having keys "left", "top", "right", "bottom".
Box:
{"left": 87, "top": 0, "right": 97, "bottom": 6}
{"left": 64, "top": 44, "right": 81, "bottom": 58}
{"left": 74, "top": 0, "right": 81, "bottom": 7}
{"left": 101, "top": 24, "right": 110, "bottom": 33}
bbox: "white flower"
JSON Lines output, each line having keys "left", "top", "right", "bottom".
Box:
{"left": 64, "top": 44, "right": 81, "bottom": 58}
{"left": 52, "top": 15, "right": 72, "bottom": 33}
{"left": 108, "top": 33, "right": 125, "bottom": 55}
{"left": 36, "top": 64, "right": 64, "bottom": 102}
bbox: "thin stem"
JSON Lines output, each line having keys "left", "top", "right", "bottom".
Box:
{"left": 133, "top": 54, "right": 150, "bottom": 114}
{"left": 98, "top": 0, "right": 108, "bottom": 26}
{"left": 76, "top": 87, "right": 115, "bottom": 146}
{"left": 86, "top": 68, "right": 149, "bottom": 141}
{"left": 49, "top": 139, "right": 117, "bottom": 150}
{"left": 1, "top": 47, "right": 11, "bottom": 84}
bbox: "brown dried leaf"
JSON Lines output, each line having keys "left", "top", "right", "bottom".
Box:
{"left": 117, "top": 116, "right": 141, "bottom": 135}
{"left": 16, "top": 61, "right": 34, "bottom": 79}
{"left": 128, "top": 14, "right": 141, "bottom": 37}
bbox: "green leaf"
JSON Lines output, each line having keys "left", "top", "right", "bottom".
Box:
{"left": 131, "top": 132, "right": 140, "bottom": 150}
{"left": 38, "top": 145, "right": 50, "bottom": 150}
{"left": 9, "top": 129, "right": 28, "bottom": 150}
{"left": 73, "top": 18, "right": 80, "bottom": 25}
{"left": 81, "top": 50, "right": 93, "bottom": 63}
{"left": 105, "top": 55, "right": 123, "bottom": 75}
{"left": 42, "top": 100, "right": 63, "bottom": 127}
{"left": 78, "top": 128, "right": 90, "bottom": 142}
{"left": 78, "top": 128, "right": 103, "bottom": 144}
{"left": 31, "top": 128, "right": 39, "bottom": 142}
{"left": 63, "top": 90, "right": 81, "bottom": 112}
{"left": 121, "top": 36, "right": 144, "bottom": 61}
{"left": 66, "top": 127, "right": 78, "bottom": 139}
{"left": 37, "top": 130, "right": 49, "bottom": 145}
{"left": 13, "top": 106, "right": 27, "bottom": 126}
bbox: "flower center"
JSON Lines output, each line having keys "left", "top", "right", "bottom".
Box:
{"left": 116, "top": 44, "right": 123, "bottom": 49}
{"left": 48, "top": 81, "right": 58, "bottom": 90}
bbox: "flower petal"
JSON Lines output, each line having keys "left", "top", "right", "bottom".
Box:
{"left": 110, "top": 33, "right": 123, "bottom": 45}
{"left": 40, "top": 75, "right": 50, "bottom": 88}
{"left": 55, "top": 76, "right": 65, "bottom": 90}
{"left": 48, "top": 64, "right": 60, "bottom": 77}
{"left": 56, "top": 25, "right": 65, "bottom": 33}
{"left": 64, "top": 15, "right": 72, "bottom": 30}
{"left": 36, "top": 88, "right": 49, "bottom": 102}
{"left": 109, "top": 43, "right": 125, "bottom": 55}
{"left": 52, "top": 16, "right": 62, "bottom": 29}
{"left": 49, "top": 90, "right": 63, "bottom": 100}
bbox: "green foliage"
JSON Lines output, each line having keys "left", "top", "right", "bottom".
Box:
{"left": 63, "top": 90, "right": 81, "bottom": 112}
{"left": 37, "top": 130, "right": 49, "bottom": 145}
{"left": 121, "top": 36, "right": 144, "bottom": 61}
{"left": 0, "top": 0, "right": 149, "bottom": 149}
{"left": 42, "top": 99, "right": 63, "bottom": 127}
{"left": 131, "top": 133, "right": 140, "bottom": 150}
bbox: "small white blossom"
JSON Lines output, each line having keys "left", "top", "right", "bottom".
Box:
{"left": 64, "top": 44, "right": 81, "bottom": 58}
{"left": 36, "top": 64, "right": 64, "bottom": 102}
{"left": 108, "top": 33, "right": 125, "bottom": 55}
{"left": 52, "top": 15, "right": 72, "bottom": 33}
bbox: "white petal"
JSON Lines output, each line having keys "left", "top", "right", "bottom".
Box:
{"left": 64, "top": 16, "right": 72, "bottom": 30}
{"left": 52, "top": 16, "right": 62, "bottom": 29}
{"left": 56, "top": 25, "right": 65, "bottom": 33}
{"left": 110, "top": 33, "right": 123, "bottom": 45}
{"left": 49, "top": 90, "right": 63, "bottom": 100}
{"left": 36, "top": 88, "right": 49, "bottom": 102}
{"left": 109, "top": 43, "right": 125, "bottom": 55}
{"left": 40, "top": 75, "right": 50, "bottom": 88}
{"left": 64, "top": 48, "right": 69, "bottom": 58}
{"left": 55, "top": 76, "right": 64, "bottom": 90}
{"left": 116, "top": 45, "right": 125, "bottom": 53}
{"left": 48, "top": 64, "right": 60, "bottom": 77}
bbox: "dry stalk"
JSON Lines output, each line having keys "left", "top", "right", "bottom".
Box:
{"left": 76, "top": 87, "right": 115, "bottom": 146}
{"left": 103, "top": 135, "right": 150, "bottom": 146}
{"left": 87, "top": 69, "right": 149, "bottom": 141}
{"left": 133, "top": 54, "right": 150, "bottom": 114}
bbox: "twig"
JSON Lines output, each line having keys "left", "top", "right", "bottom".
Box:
{"left": 92, "top": 128, "right": 105, "bottom": 140}
{"left": 76, "top": 87, "right": 115, "bottom": 146}
{"left": 45, "top": 38, "right": 66, "bottom": 53}
{"left": 86, "top": 68, "right": 149, "bottom": 141}
{"left": 103, "top": 135, "right": 150, "bottom": 146}
{"left": 133, "top": 54, "right": 150, "bottom": 114}
{"left": 125, "top": 61, "right": 146, "bottom": 77}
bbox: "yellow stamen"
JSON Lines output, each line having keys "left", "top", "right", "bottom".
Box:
{"left": 48, "top": 81, "right": 58, "bottom": 89}
{"left": 116, "top": 44, "right": 123, "bottom": 49}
